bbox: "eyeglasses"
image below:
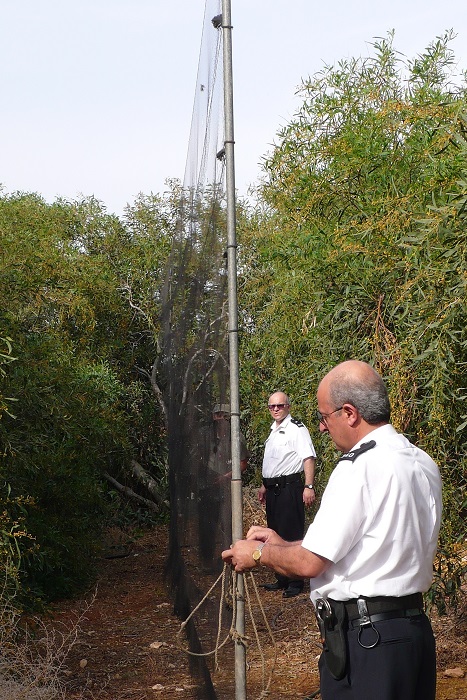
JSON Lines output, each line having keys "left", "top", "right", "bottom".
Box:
{"left": 268, "top": 403, "right": 288, "bottom": 410}
{"left": 316, "top": 406, "right": 343, "bottom": 425}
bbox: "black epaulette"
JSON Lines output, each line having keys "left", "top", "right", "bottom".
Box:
{"left": 337, "top": 440, "right": 376, "bottom": 463}
{"left": 291, "top": 418, "right": 304, "bottom": 427}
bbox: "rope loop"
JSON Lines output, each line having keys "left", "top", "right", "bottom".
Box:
{"left": 176, "top": 562, "right": 277, "bottom": 696}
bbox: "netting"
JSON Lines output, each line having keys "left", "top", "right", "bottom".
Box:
{"left": 160, "top": 2, "right": 237, "bottom": 697}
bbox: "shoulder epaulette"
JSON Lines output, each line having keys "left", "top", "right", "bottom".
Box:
{"left": 338, "top": 439, "right": 376, "bottom": 463}
{"left": 291, "top": 418, "right": 304, "bottom": 427}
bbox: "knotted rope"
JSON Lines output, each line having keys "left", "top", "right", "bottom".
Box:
{"left": 177, "top": 562, "right": 277, "bottom": 698}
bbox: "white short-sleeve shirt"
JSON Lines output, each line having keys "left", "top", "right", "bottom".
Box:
{"left": 262, "top": 413, "right": 316, "bottom": 478}
{"left": 301, "top": 424, "right": 442, "bottom": 602}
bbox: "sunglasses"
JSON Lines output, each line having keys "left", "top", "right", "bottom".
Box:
{"left": 268, "top": 403, "right": 288, "bottom": 410}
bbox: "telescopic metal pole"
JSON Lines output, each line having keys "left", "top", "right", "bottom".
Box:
{"left": 221, "top": 1, "right": 247, "bottom": 698}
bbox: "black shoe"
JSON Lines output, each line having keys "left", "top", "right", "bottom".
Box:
{"left": 282, "top": 586, "right": 303, "bottom": 598}
{"left": 261, "top": 581, "right": 286, "bottom": 591}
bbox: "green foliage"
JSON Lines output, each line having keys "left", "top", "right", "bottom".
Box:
{"left": 238, "top": 31, "right": 467, "bottom": 607}
{"left": 0, "top": 192, "right": 170, "bottom": 605}
{"left": 0, "top": 485, "right": 36, "bottom": 606}
{"left": 0, "top": 336, "right": 17, "bottom": 420}
{"left": 1, "top": 340, "right": 131, "bottom": 601}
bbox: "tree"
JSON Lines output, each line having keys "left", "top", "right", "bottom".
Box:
{"left": 0, "top": 192, "right": 172, "bottom": 603}
{"left": 238, "top": 32, "right": 467, "bottom": 605}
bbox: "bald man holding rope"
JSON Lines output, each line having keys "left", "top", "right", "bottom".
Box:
{"left": 223, "top": 360, "right": 442, "bottom": 700}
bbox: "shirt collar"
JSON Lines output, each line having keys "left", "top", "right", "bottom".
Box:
{"left": 349, "top": 423, "right": 394, "bottom": 451}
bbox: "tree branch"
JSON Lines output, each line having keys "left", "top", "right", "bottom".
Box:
{"left": 131, "top": 459, "right": 169, "bottom": 509}
{"left": 103, "top": 472, "right": 161, "bottom": 513}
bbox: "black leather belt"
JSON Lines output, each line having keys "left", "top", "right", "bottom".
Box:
{"left": 263, "top": 472, "right": 303, "bottom": 488}
{"left": 338, "top": 593, "right": 424, "bottom": 628}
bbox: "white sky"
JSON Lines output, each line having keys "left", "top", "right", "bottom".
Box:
{"left": 1, "top": 0, "right": 466, "bottom": 217}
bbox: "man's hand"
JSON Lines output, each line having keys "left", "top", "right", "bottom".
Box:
{"left": 303, "top": 487, "right": 316, "bottom": 507}
{"left": 222, "top": 527, "right": 329, "bottom": 579}
{"left": 221, "top": 527, "right": 282, "bottom": 572}
{"left": 246, "top": 525, "right": 284, "bottom": 545}
{"left": 221, "top": 540, "right": 260, "bottom": 572}
{"left": 258, "top": 484, "right": 266, "bottom": 505}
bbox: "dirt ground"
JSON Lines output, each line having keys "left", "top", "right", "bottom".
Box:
{"left": 49, "top": 521, "right": 467, "bottom": 700}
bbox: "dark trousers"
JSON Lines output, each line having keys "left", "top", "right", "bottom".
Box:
{"left": 319, "top": 613, "right": 436, "bottom": 700}
{"left": 265, "top": 479, "right": 305, "bottom": 589}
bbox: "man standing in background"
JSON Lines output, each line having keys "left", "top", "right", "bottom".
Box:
{"left": 259, "top": 391, "right": 316, "bottom": 598}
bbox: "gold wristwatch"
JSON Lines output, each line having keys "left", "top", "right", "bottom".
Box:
{"left": 252, "top": 542, "right": 266, "bottom": 564}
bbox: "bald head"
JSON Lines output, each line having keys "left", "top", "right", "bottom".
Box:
{"left": 320, "top": 360, "right": 390, "bottom": 425}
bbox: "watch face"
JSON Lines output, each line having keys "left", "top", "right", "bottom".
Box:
{"left": 252, "top": 550, "right": 261, "bottom": 561}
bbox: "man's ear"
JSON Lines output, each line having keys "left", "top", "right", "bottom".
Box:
{"left": 343, "top": 403, "right": 359, "bottom": 426}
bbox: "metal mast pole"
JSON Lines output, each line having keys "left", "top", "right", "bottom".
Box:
{"left": 221, "top": 1, "right": 247, "bottom": 698}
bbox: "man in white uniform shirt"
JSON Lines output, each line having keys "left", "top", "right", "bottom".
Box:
{"left": 223, "top": 361, "right": 442, "bottom": 700}
{"left": 259, "top": 392, "right": 316, "bottom": 597}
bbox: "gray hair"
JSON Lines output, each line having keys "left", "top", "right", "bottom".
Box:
{"left": 328, "top": 367, "right": 390, "bottom": 424}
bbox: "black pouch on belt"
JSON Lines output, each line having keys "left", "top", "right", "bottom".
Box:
{"left": 315, "top": 598, "right": 347, "bottom": 680}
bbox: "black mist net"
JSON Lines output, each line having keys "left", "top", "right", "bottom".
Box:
{"left": 160, "top": 2, "right": 237, "bottom": 696}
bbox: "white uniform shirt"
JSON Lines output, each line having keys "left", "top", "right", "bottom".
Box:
{"left": 262, "top": 413, "right": 316, "bottom": 478}
{"left": 302, "top": 424, "right": 442, "bottom": 603}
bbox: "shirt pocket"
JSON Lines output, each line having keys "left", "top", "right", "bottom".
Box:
{"left": 270, "top": 433, "right": 289, "bottom": 460}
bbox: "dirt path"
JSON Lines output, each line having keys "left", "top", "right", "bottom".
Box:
{"left": 52, "top": 525, "right": 466, "bottom": 700}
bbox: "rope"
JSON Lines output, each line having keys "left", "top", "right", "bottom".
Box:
{"left": 176, "top": 563, "right": 278, "bottom": 697}
{"left": 176, "top": 567, "right": 232, "bottom": 659}
{"left": 243, "top": 570, "right": 277, "bottom": 697}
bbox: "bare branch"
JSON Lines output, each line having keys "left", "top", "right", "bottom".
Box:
{"left": 131, "top": 460, "right": 169, "bottom": 509}
{"left": 103, "top": 472, "right": 161, "bottom": 513}
{"left": 151, "top": 356, "right": 168, "bottom": 424}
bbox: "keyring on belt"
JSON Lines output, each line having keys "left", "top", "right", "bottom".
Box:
{"left": 356, "top": 598, "right": 380, "bottom": 649}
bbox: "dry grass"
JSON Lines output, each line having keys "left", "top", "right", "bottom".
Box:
{"left": 0, "top": 591, "right": 92, "bottom": 700}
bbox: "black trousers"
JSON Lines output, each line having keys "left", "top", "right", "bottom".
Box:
{"left": 265, "top": 478, "right": 305, "bottom": 589}
{"left": 319, "top": 613, "right": 436, "bottom": 700}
